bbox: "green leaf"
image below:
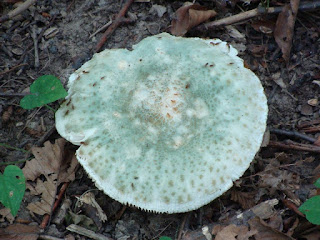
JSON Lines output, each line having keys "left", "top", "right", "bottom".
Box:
{"left": 314, "top": 178, "right": 320, "bottom": 188}
{"left": 0, "top": 165, "right": 26, "bottom": 216}
{"left": 159, "top": 237, "right": 172, "bottom": 240}
{"left": 20, "top": 75, "right": 67, "bottom": 109}
{"left": 299, "top": 195, "right": 320, "bottom": 225}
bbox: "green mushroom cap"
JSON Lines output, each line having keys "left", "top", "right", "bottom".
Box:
{"left": 56, "top": 33, "right": 268, "bottom": 213}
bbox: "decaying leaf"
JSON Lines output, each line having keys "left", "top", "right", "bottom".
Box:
{"left": 212, "top": 224, "right": 252, "bottom": 240}
{"left": 77, "top": 192, "right": 107, "bottom": 223}
{"left": 251, "top": 199, "right": 279, "bottom": 220}
{"left": 22, "top": 138, "right": 78, "bottom": 215}
{"left": 231, "top": 190, "right": 257, "bottom": 209}
{"left": 0, "top": 208, "right": 15, "bottom": 224}
{"left": 258, "top": 159, "right": 300, "bottom": 195}
{"left": 171, "top": 3, "right": 216, "bottom": 36}
{"left": 248, "top": 217, "right": 294, "bottom": 240}
{"left": 274, "top": 0, "right": 300, "bottom": 63}
{"left": 67, "top": 211, "right": 97, "bottom": 231}
{"left": 0, "top": 223, "right": 40, "bottom": 240}
{"left": 26, "top": 175, "right": 57, "bottom": 215}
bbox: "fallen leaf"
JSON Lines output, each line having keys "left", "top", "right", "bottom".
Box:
{"left": 26, "top": 175, "right": 56, "bottom": 215}
{"left": 171, "top": 3, "right": 216, "bottom": 36}
{"left": 22, "top": 139, "right": 78, "bottom": 215}
{"left": 231, "top": 190, "right": 257, "bottom": 209}
{"left": 225, "top": 26, "right": 246, "bottom": 41}
{"left": 213, "top": 224, "right": 250, "bottom": 240}
{"left": 272, "top": 72, "right": 287, "bottom": 89}
{"left": 149, "top": 4, "right": 166, "bottom": 17}
{"left": 300, "top": 104, "right": 314, "bottom": 116}
{"left": 251, "top": 199, "right": 279, "bottom": 220}
{"left": 248, "top": 217, "right": 294, "bottom": 240}
{"left": 0, "top": 208, "right": 15, "bottom": 224}
{"left": 0, "top": 223, "right": 40, "bottom": 240}
{"left": 67, "top": 211, "right": 97, "bottom": 231}
{"left": 274, "top": 0, "right": 300, "bottom": 62}
{"left": 77, "top": 192, "right": 107, "bottom": 222}
{"left": 258, "top": 159, "right": 300, "bottom": 195}
{"left": 301, "top": 230, "right": 320, "bottom": 240}
{"left": 251, "top": 20, "right": 275, "bottom": 35}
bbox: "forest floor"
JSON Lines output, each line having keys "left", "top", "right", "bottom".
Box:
{"left": 1, "top": 0, "right": 320, "bottom": 239}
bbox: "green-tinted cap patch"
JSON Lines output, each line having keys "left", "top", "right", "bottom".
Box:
{"left": 55, "top": 33, "right": 268, "bottom": 213}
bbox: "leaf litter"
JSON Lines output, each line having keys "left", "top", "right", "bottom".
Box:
{"left": 171, "top": 2, "right": 217, "bottom": 36}
{"left": 22, "top": 138, "right": 78, "bottom": 216}
{"left": 1, "top": 0, "right": 320, "bottom": 239}
{"left": 274, "top": 0, "right": 300, "bottom": 63}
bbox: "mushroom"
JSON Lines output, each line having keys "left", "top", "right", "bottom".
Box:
{"left": 55, "top": 33, "right": 268, "bottom": 213}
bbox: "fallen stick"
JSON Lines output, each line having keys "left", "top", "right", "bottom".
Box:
{"left": 40, "top": 182, "right": 69, "bottom": 229}
{"left": 269, "top": 128, "right": 317, "bottom": 143}
{"left": 67, "top": 224, "right": 113, "bottom": 240}
{"left": 0, "top": 63, "right": 28, "bottom": 76}
{"left": 95, "top": 0, "right": 134, "bottom": 52}
{"left": 196, "top": 1, "right": 320, "bottom": 31}
{"left": 268, "top": 140, "right": 320, "bottom": 153}
{"left": 0, "top": 0, "right": 37, "bottom": 23}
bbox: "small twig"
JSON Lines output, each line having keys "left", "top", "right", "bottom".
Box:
{"left": 0, "top": 91, "right": 29, "bottom": 97}
{"left": 268, "top": 140, "right": 320, "bottom": 153}
{"left": 114, "top": 205, "right": 127, "bottom": 220}
{"left": 95, "top": 0, "right": 134, "bottom": 52}
{"left": 269, "top": 128, "right": 317, "bottom": 143}
{"left": 177, "top": 213, "right": 190, "bottom": 240}
{"left": 66, "top": 224, "right": 114, "bottom": 240}
{"left": 0, "top": 143, "right": 29, "bottom": 153}
{"left": 89, "top": 18, "right": 112, "bottom": 39}
{"left": 0, "top": 0, "right": 37, "bottom": 23}
{"left": 301, "top": 126, "right": 320, "bottom": 133}
{"left": 40, "top": 182, "right": 69, "bottom": 229}
{"left": 31, "top": 26, "right": 40, "bottom": 68}
{"left": 282, "top": 199, "right": 304, "bottom": 217}
{"left": 0, "top": 63, "right": 28, "bottom": 76}
{"left": 297, "top": 119, "right": 320, "bottom": 129}
{"left": 196, "top": 1, "right": 320, "bottom": 31}
{"left": 35, "top": 125, "right": 57, "bottom": 146}
{"left": 38, "top": 235, "right": 64, "bottom": 240}
{"left": 0, "top": 159, "right": 30, "bottom": 166}
{"left": 18, "top": 15, "right": 57, "bottom": 65}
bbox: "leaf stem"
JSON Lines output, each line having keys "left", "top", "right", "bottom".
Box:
{"left": 45, "top": 104, "right": 56, "bottom": 113}
{"left": 0, "top": 159, "right": 31, "bottom": 166}
{"left": 0, "top": 143, "right": 29, "bottom": 153}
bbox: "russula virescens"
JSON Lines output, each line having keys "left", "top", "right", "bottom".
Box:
{"left": 56, "top": 33, "right": 268, "bottom": 213}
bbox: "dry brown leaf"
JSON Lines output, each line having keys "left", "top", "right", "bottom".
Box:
{"left": 274, "top": 0, "right": 300, "bottom": 63}
{"left": 213, "top": 224, "right": 249, "bottom": 240}
{"left": 258, "top": 159, "right": 300, "bottom": 195}
{"left": 22, "top": 138, "right": 78, "bottom": 215}
{"left": 248, "top": 217, "right": 294, "bottom": 240}
{"left": 251, "top": 20, "right": 275, "bottom": 35}
{"left": 0, "top": 223, "right": 40, "bottom": 240}
{"left": 231, "top": 190, "right": 257, "bottom": 209}
{"left": 77, "top": 192, "right": 108, "bottom": 222}
{"left": 26, "top": 175, "right": 56, "bottom": 215}
{"left": 251, "top": 199, "right": 278, "bottom": 220}
{"left": 301, "top": 230, "right": 320, "bottom": 240}
{"left": 23, "top": 138, "right": 65, "bottom": 181}
{"left": 171, "top": 3, "right": 216, "bottom": 36}
{"left": 0, "top": 208, "right": 14, "bottom": 224}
